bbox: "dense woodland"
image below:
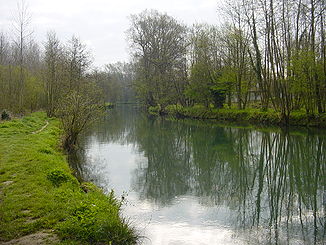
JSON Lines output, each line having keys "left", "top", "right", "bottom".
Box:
{"left": 0, "top": 0, "right": 325, "bottom": 125}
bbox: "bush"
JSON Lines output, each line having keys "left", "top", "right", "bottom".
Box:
{"left": 148, "top": 105, "right": 161, "bottom": 115}
{"left": 165, "top": 104, "right": 185, "bottom": 118}
{"left": 56, "top": 190, "right": 139, "bottom": 244}
{"left": 56, "top": 84, "right": 104, "bottom": 150}
{"left": 39, "top": 148, "right": 53, "bottom": 154}
{"left": 1, "top": 110, "right": 11, "bottom": 121}
{"left": 47, "top": 169, "right": 71, "bottom": 187}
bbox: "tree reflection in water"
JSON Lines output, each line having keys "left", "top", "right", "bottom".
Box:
{"left": 74, "top": 106, "right": 326, "bottom": 244}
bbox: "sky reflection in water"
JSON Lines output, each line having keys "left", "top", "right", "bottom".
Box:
{"left": 73, "top": 106, "right": 326, "bottom": 245}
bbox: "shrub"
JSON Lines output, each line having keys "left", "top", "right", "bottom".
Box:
{"left": 148, "top": 105, "right": 161, "bottom": 115}
{"left": 165, "top": 104, "right": 185, "bottom": 118}
{"left": 56, "top": 190, "right": 139, "bottom": 244}
{"left": 56, "top": 83, "right": 104, "bottom": 150}
{"left": 39, "top": 148, "right": 53, "bottom": 154}
{"left": 47, "top": 169, "right": 71, "bottom": 187}
{"left": 1, "top": 110, "right": 11, "bottom": 121}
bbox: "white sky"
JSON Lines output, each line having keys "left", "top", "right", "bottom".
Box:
{"left": 0, "top": 0, "right": 222, "bottom": 68}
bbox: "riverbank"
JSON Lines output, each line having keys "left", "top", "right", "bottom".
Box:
{"left": 0, "top": 112, "right": 138, "bottom": 244}
{"left": 149, "top": 105, "right": 326, "bottom": 128}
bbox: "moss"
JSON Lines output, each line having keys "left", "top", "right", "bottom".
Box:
{"left": 0, "top": 112, "right": 138, "bottom": 244}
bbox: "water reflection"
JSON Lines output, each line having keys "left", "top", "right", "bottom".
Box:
{"left": 74, "top": 105, "right": 326, "bottom": 244}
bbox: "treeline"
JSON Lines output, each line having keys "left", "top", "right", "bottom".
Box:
{"left": 92, "top": 62, "right": 135, "bottom": 104}
{"left": 0, "top": 2, "right": 135, "bottom": 116}
{"left": 0, "top": 33, "right": 132, "bottom": 115}
{"left": 0, "top": 3, "right": 136, "bottom": 147}
{"left": 1, "top": 1, "right": 325, "bottom": 125}
{"left": 128, "top": 1, "right": 326, "bottom": 122}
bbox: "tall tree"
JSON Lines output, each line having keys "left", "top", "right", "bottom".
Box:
{"left": 12, "top": 0, "right": 32, "bottom": 112}
{"left": 128, "top": 10, "right": 188, "bottom": 107}
{"left": 65, "top": 36, "right": 91, "bottom": 91}
{"left": 44, "top": 31, "right": 62, "bottom": 116}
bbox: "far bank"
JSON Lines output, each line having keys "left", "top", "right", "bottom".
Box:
{"left": 149, "top": 105, "right": 326, "bottom": 128}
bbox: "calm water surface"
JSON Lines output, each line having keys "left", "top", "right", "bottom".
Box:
{"left": 72, "top": 105, "right": 326, "bottom": 245}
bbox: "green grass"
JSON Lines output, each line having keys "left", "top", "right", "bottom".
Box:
{"left": 0, "top": 112, "right": 138, "bottom": 244}
{"left": 155, "top": 104, "right": 326, "bottom": 127}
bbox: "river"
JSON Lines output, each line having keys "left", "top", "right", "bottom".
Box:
{"left": 71, "top": 105, "right": 325, "bottom": 245}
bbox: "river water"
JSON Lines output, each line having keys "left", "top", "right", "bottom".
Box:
{"left": 71, "top": 105, "right": 325, "bottom": 245}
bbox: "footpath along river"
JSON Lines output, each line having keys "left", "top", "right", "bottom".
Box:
{"left": 70, "top": 105, "right": 325, "bottom": 245}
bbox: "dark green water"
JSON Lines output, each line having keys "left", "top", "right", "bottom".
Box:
{"left": 73, "top": 105, "right": 326, "bottom": 245}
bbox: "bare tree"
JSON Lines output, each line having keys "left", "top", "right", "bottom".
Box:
{"left": 44, "top": 31, "right": 62, "bottom": 116}
{"left": 12, "top": 0, "right": 32, "bottom": 112}
{"left": 56, "top": 82, "right": 104, "bottom": 150}
{"left": 0, "top": 32, "right": 9, "bottom": 110}
{"left": 65, "top": 36, "right": 91, "bottom": 91}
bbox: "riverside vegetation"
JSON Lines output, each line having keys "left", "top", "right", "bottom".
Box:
{"left": 0, "top": 3, "right": 139, "bottom": 244}
{"left": 148, "top": 104, "right": 326, "bottom": 127}
{"left": 127, "top": 2, "right": 326, "bottom": 126}
{"left": 0, "top": 112, "right": 138, "bottom": 244}
{"left": 1, "top": 1, "right": 325, "bottom": 132}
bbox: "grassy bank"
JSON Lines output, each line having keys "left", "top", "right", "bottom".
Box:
{"left": 149, "top": 104, "right": 326, "bottom": 128}
{"left": 0, "top": 112, "right": 138, "bottom": 244}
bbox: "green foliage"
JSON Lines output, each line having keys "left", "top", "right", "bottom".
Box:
{"left": 39, "top": 148, "right": 53, "bottom": 154}
{"left": 148, "top": 105, "right": 161, "bottom": 115}
{"left": 165, "top": 104, "right": 186, "bottom": 118}
{"left": 290, "top": 51, "right": 315, "bottom": 93}
{"left": 129, "top": 10, "right": 188, "bottom": 107}
{"left": 186, "top": 62, "right": 213, "bottom": 106}
{"left": 0, "top": 65, "right": 44, "bottom": 113}
{"left": 289, "top": 50, "right": 326, "bottom": 113}
{"left": 216, "top": 66, "right": 236, "bottom": 92}
{"left": 164, "top": 104, "right": 216, "bottom": 119}
{"left": 210, "top": 88, "right": 227, "bottom": 108}
{"left": 24, "top": 72, "right": 44, "bottom": 112}
{"left": 47, "top": 169, "right": 71, "bottom": 187}
{"left": 56, "top": 82, "right": 105, "bottom": 150}
{"left": 56, "top": 190, "right": 138, "bottom": 244}
{"left": 161, "top": 105, "right": 326, "bottom": 127}
{"left": 1, "top": 110, "right": 11, "bottom": 120}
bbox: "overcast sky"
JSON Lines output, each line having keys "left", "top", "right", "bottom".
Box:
{"left": 0, "top": 0, "right": 222, "bottom": 68}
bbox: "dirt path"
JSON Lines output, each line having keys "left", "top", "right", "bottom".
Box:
{"left": 32, "top": 121, "right": 49, "bottom": 134}
{"left": 0, "top": 231, "right": 59, "bottom": 245}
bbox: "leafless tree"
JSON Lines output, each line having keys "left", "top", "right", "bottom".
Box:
{"left": 65, "top": 36, "right": 92, "bottom": 91}
{"left": 12, "top": 0, "right": 32, "bottom": 112}
{"left": 44, "top": 31, "right": 62, "bottom": 116}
